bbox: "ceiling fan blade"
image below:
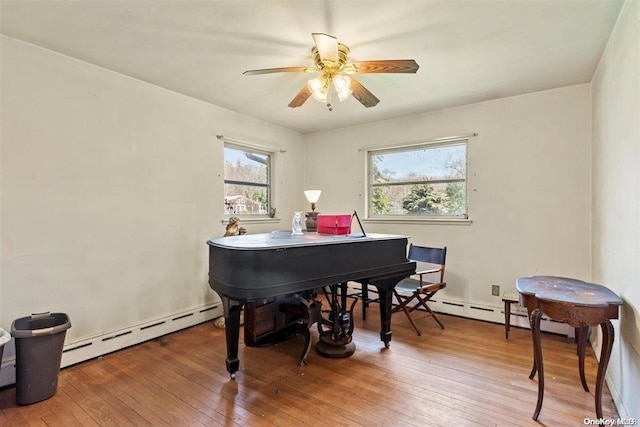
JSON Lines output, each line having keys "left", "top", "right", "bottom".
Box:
{"left": 243, "top": 66, "right": 309, "bottom": 75}
{"left": 349, "top": 77, "right": 380, "bottom": 108}
{"left": 351, "top": 60, "right": 420, "bottom": 74}
{"left": 312, "top": 33, "right": 338, "bottom": 63}
{"left": 288, "top": 86, "right": 312, "bottom": 108}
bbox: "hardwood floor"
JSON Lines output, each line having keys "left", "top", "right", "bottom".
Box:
{"left": 0, "top": 303, "right": 619, "bottom": 426}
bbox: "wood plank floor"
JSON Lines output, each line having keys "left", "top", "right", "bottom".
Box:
{"left": 0, "top": 303, "right": 619, "bottom": 426}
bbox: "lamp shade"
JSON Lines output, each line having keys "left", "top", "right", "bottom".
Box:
{"left": 304, "top": 190, "right": 322, "bottom": 203}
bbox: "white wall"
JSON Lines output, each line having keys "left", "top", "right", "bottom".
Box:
{"left": 591, "top": 0, "right": 640, "bottom": 419}
{"left": 0, "top": 37, "right": 304, "bottom": 360}
{"left": 305, "top": 85, "right": 592, "bottom": 314}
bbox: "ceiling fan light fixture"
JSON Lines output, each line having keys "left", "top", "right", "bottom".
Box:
{"left": 333, "top": 75, "right": 350, "bottom": 90}
{"left": 244, "top": 33, "right": 419, "bottom": 109}
{"left": 337, "top": 88, "right": 352, "bottom": 102}
{"left": 333, "top": 75, "right": 352, "bottom": 101}
{"left": 308, "top": 77, "right": 328, "bottom": 102}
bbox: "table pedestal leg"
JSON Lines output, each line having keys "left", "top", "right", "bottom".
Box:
{"left": 526, "top": 306, "right": 537, "bottom": 379}
{"left": 578, "top": 325, "right": 590, "bottom": 392}
{"left": 530, "top": 308, "right": 544, "bottom": 420}
{"left": 595, "top": 319, "right": 614, "bottom": 419}
{"left": 528, "top": 360, "right": 537, "bottom": 380}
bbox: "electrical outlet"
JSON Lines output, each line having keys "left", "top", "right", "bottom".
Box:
{"left": 491, "top": 285, "right": 500, "bottom": 296}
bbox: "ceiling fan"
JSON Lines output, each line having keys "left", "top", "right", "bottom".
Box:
{"left": 243, "top": 33, "right": 419, "bottom": 110}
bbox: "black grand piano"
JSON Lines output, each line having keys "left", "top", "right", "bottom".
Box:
{"left": 207, "top": 231, "right": 415, "bottom": 378}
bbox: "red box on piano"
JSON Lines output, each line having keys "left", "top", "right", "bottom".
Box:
{"left": 317, "top": 214, "right": 352, "bottom": 235}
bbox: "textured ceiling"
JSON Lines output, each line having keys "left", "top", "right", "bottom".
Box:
{"left": 0, "top": 0, "right": 624, "bottom": 134}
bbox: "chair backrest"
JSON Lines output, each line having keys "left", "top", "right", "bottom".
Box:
{"left": 407, "top": 244, "right": 447, "bottom": 282}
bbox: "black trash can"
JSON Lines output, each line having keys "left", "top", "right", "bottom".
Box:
{"left": 11, "top": 312, "right": 71, "bottom": 405}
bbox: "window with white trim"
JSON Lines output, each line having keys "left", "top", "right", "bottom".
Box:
{"left": 367, "top": 139, "right": 468, "bottom": 219}
{"left": 224, "top": 143, "right": 271, "bottom": 217}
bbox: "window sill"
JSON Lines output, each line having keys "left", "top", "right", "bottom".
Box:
{"left": 221, "top": 217, "right": 281, "bottom": 225}
{"left": 363, "top": 217, "right": 472, "bottom": 225}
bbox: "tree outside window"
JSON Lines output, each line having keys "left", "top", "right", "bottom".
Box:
{"left": 368, "top": 140, "right": 468, "bottom": 218}
{"left": 224, "top": 144, "right": 271, "bottom": 216}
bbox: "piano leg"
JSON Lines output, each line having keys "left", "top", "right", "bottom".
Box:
{"left": 376, "top": 286, "right": 394, "bottom": 348}
{"left": 222, "top": 296, "right": 243, "bottom": 379}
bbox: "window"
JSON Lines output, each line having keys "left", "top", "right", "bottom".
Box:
{"left": 224, "top": 143, "right": 271, "bottom": 217}
{"left": 367, "top": 140, "right": 467, "bottom": 219}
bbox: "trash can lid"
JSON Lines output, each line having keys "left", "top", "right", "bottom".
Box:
{"left": 0, "top": 328, "right": 10, "bottom": 346}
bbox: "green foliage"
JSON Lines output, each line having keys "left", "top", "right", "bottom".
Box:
{"left": 370, "top": 158, "right": 392, "bottom": 214}
{"left": 371, "top": 187, "right": 391, "bottom": 214}
{"left": 402, "top": 183, "right": 465, "bottom": 215}
{"left": 402, "top": 185, "right": 448, "bottom": 214}
{"left": 445, "top": 183, "right": 465, "bottom": 215}
{"left": 247, "top": 188, "right": 267, "bottom": 206}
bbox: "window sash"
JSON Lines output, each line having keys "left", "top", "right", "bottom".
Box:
{"left": 372, "top": 178, "right": 465, "bottom": 187}
{"left": 367, "top": 140, "right": 468, "bottom": 219}
{"left": 224, "top": 143, "right": 272, "bottom": 217}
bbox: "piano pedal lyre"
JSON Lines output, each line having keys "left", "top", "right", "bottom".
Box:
{"left": 315, "top": 285, "right": 358, "bottom": 358}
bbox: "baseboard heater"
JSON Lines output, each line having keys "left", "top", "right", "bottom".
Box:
{"left": 408, "top": 297, "right": 573, "bottom": 337}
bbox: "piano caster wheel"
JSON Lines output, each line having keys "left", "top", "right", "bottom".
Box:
{"left": 299, "top": 359, "right": 307, "bottom": 366}
{"left": 230, "top": 372, "right": 236, "bottom": 380}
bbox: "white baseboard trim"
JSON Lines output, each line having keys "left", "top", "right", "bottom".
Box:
{"left": 427, "top": 296, "right": 574, "bottom": 336}
{"left": 0, "top": 301, "right": 223, "bottom": 388}
{"left": 348, "top": 283, "right": 573, "bottom": 337}
{"left": 606, "top": 371, "right": 630, "bottom": 419}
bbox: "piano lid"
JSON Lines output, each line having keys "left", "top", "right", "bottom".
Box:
{"left": 207, "top": 231, "right": 408, "bottom": 250}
